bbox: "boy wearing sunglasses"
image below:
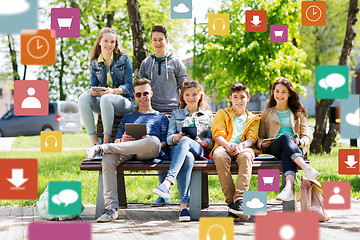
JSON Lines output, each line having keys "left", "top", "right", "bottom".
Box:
{"left": 210, "top": 82, "right": 261, "bottom": 220}
{"left": 139, "top": 25, "right": 187, "bottom": 206}
{"left": 85, "top": 78, "right": 169, "bottom": 222}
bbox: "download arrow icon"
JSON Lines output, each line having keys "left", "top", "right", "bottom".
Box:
{"left": 251, "top": 15, "right": 262, "bottom": 26}
{"left": 7, "top": 169, "right": 28, "bottom": 188}
{"left": 345, "top": 155, "right": 357, "bottom": 168}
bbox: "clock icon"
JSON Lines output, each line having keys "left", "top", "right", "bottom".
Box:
{"left": 27, "top": 36, "right": 50, "bottom": 59}
{"left": 305, "top": 5, "right": 322, "bottom": 22}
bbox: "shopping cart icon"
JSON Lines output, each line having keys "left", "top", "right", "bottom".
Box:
{"left": 274, "top": 31, "right": 283, "bottom": 37}
{"left": 57, "top": 17, "right": 73, "bottom": 29}
{"left": 262, "top": 176, "right": 274, "bottom": 185}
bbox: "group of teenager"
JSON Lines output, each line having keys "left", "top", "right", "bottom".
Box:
{"left": 79, "top": 25, "right": 321, "bottom": 223}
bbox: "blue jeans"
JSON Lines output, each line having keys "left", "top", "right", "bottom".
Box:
{"left": 265, "top": 134, "right": 303, "bottom": 177}
{"left": 166, "top": 137, "right": 204, "bottom": 204}
{"left": 78, "top": 92, "right": 134, "bottom": 136}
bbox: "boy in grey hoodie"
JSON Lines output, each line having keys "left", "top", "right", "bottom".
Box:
{"left": 139, "top": 25, "right": 187, "bottom": 112}
{"left": 139, "top": 25, "right": 187, "bottom": 205}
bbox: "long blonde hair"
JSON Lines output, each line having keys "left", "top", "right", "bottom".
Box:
{"left": 179, "top": 81, "right": 209, "bottom": 110}
{"left": 89, "top": 27, "right": 123, "bottom": 67}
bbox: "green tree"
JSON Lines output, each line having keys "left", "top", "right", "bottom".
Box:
{"left": 191, "top": 0, "right": 310, "bottom": 101}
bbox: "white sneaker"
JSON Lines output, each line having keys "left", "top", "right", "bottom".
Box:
{"left": 97, "top": 208, "right": 118, "bottom": 222}
{"left": 303, "top": 165, "right": 320, "bottom": 181}
{"left": 276, "top": 186, "right": 294, "bottom": 201}
{"left": 85, "top": 145, "right": 102, "bottom": 160}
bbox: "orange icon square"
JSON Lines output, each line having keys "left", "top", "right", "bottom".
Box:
{"left": 301, "top": 1, "right": 326, "bottom": 26}
{"left": 41, "top": 131, "right": 62, "bottom": 152}
{"left": 338, "top": 149, "right": 360, "bottom": 175}
{"left": 21, "top": 29, "right": 56, "bottom": 65}
{"left": 208, "top": 14, "right": 230, "bottom": 35}
{"left": 245, "top": 10, "right": 267, "bottom": 32}
{"left": 0, "top": 159, "right": 38, "bottom": 200}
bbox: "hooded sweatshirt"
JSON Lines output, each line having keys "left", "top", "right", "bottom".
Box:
{"left": 139, "top": 53, "right": 187, "bottom": 112}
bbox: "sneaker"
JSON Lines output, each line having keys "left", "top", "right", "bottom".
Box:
{"left": 227, "top": 212, "right": 240, "bottom": 222}
{"left": 276, "top": 186, "right": 294, "bottom": 201}
{"left": 96, "top": 207, "right": 118, "bottom": 223}
{"left": 85, "top": 145, "right": 102, "bottom": 160}
{"left": 150, "top": 196, "right": 171, "bottom": 207}
{"left": 153, "top": 183, "right": 170, "bottom": 199}
{"left": 228, "top": 199, "right": 250, "bottom": 220}
{"left": 179, "top": 208, "right": 191, "bottom": 222}
{"left": 92, "top": 137, "right": 102, "bottom": 146}
{"left": 303, "top": 165, "right": 321, "bottom": 181}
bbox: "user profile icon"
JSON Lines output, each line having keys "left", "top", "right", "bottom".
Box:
{"left": 14, "top": 80, "right": 49, "bottom": 116}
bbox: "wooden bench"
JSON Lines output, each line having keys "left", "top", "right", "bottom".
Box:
{"left": 80, "top": 113, "right": 310, "bottom": 220}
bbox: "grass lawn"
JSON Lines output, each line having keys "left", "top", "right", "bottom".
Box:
{"left": 1, "top": 135, "right": 359, "bottom": 206}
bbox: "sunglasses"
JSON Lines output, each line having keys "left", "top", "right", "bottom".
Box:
{"left": 182, "top": 81, "right": 198, "bottom": 87}
{"left": 135, "top": 91, "right": 150, "bottom": 98}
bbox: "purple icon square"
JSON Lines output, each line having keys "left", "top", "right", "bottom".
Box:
{"left": 51, "top": 8, "right": 80, "bottom": 38}
{"left": 270, "top": 25, "right": 288, "bottom": 43}
{"left": 258, "top": 169, "right": 280, "bottom": 192}
{"left": 28, "top": 222, "right": 91, "bottom": 240}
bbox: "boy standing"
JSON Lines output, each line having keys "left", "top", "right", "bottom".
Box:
{"left": 139, "top": 25, "right": 187, "bottom": 112}
{"left": 211, "top": 82, "right": 260, "bottom": 220}
{"left": 139, "top": 25, "right": 187, "bottom": 205}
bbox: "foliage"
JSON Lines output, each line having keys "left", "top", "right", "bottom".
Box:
{"left": 191, "top": 0, "right": 311, "bottom": 102}
{"left": 36, "top": 0, "right": 186, "bottom": 101}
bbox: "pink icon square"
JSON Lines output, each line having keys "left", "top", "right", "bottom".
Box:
{"left": 323, "top": 181, "right": 351, "bottom": 209}
{"left": 256, "top": 212, "right": 319, "bottom": 240}
{"left": 270, "top": 25, "right": 288, "bottom": 42}
{"left": 258, "top": 169, "right": 280, "bottom": 192}
{"left": 51, "top": 8, "right": 80, "bottom": 38}
{"left": 14, "top": 80, "right": 49, "bottom": 116}
{"left": 28, "top": 222, "right": 91, "bottom": 240}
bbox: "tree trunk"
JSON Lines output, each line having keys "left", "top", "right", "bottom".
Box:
{"left": 7, "top": 34, "right": 20, "bottom": 81}
{"left": 310, "top": 0, "right": 359, "bottom": 154}
{"left": 127, "top": 0, "right": 148, "bottom": 78}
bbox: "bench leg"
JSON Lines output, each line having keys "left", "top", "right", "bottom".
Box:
{"left": 117, "top": 170, "right": 127, "bottom": 209}
{"left": 189, "top": 170, "right": 202, "bottom": 221}
{"left": 281, "top": 172, "right": 295, "bottom": 211}
{"left": 201, "top": 172, "right": 209, "bottom": 209}
{"left": 95, "top": 171, "right": 105, "bottom": 219}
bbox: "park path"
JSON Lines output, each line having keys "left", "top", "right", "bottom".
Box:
{"left": 0, "top": 200, "right": 360, "bottom": 240}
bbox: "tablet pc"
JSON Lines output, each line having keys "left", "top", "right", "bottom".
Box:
{"left": 263, "top": 138, "right": 277, "bottom": 141}
{"left": 182, "top": 127, "right": 197, "bottom": 140}
{"left": 125, "top": 123, "right": 147, "bottom": 140}
{"left": 91, "top": 86, "right": 107, "bottom": 92}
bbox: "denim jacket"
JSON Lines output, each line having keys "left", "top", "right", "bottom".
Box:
{"left": 167, "top": 107, "right": 214, "bottom": 151}
{"left": 90, "top": 53, "right": 134, "bottom": 100}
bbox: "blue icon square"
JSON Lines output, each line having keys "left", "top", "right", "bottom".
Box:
{"left": 0, "top": 0, "right": 38, "bottom": 34}
{"left": 340, "top": 95, "right": 360, "bottom": 139}
{"left": 243, "top": 191, "right": 267, "bottom": 216}
{"left": 171, "top": 0, "right": 192, "bottom": 19}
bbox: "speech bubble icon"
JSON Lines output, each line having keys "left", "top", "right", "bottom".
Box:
{"left": 51, "top": 194, "right": 61, "bottom": 206}
{"left": 58, "top": 189, "right": 79, "bottom": 207}
{"left": 325, "top": 73, "right": 345, "bottom": 91}
{"left": 319, "top": 78, "right": 329, "bottom": 89}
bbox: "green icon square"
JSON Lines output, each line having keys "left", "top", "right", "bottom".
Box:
{"left": 48, "top": 181, "right": 82, "bottom": 215}
{"left": 316, "top": 65, "right": 349, "bottom": 99}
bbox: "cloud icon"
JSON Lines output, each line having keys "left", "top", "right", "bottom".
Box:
{"left": 319, "top": 73, "right": 346, "bottom": 91}
{"left": 246, "top": 198, "right": 265, "bottom": 209}
{"left": 346, "top": 108, "right": 360, "bottom": 126}
{"left": 173, "top": 3, "right": 190, "bottom": 13}
{"left": 0, "top": 0, "right": 30, "bottom": 15}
